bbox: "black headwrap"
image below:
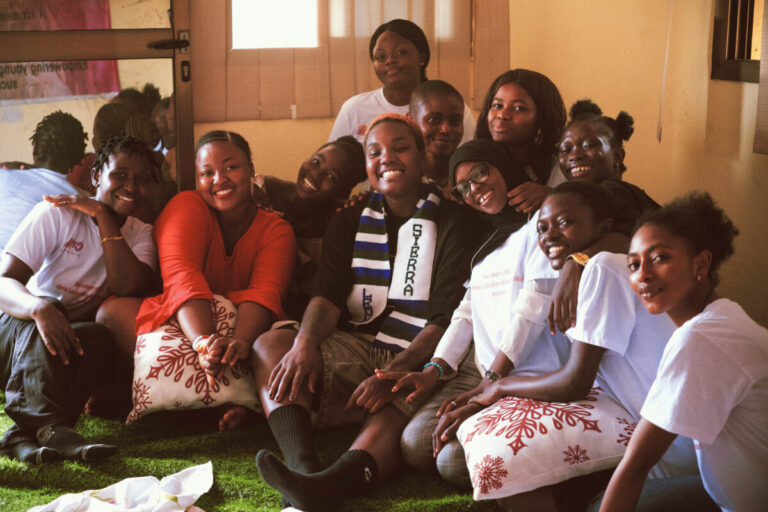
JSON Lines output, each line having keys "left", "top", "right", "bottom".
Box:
{"left": 448, "top": 139, "right": 531, "bottom": 266}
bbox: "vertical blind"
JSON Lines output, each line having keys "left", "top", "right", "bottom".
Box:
{"left": 755, "top": 0, "right": 768, "bottom": 153}
{"left": 190, "top": 0, "right": 510, "bottom": 122}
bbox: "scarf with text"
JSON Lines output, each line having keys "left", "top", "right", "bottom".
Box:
{"left": 346, "top": 183, "right": 440, "bottom": 352}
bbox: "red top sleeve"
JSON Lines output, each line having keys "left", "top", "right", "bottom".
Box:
{"left": 135, "top": 191, "right": 296, "bottom": 334}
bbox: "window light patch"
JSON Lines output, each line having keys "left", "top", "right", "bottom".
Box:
{"left": 232, "top": 0, "right": 318, "bottom": 49}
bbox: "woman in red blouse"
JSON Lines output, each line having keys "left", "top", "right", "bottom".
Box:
{"left": 98, "top": 131, "right": 296, "bottom": 427}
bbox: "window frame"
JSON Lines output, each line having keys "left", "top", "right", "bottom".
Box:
{"left": 711, "top": 0, "right": 761, "bottom": 82}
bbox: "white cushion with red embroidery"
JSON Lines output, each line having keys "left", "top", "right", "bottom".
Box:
{"left": 127, "top": 294, "right": 260, "bottom": 423}
{"left": 458, "top": 387, "right": 635, "bottom": 500}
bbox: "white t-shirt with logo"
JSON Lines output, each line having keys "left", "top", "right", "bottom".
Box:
{"left": 567, "top": 252, "right": 696, "bottom": 478}
{"left": 329, "top": 88, "right": 476, "bottom": 144}
{"left": 641, "top": 298, "right": 768, "bottom": 511}
{"left": 434, "top": 215, "right": 566, "bottom": 377}
{"left": 4, "top": 201, "right": 157, "bottom": 320}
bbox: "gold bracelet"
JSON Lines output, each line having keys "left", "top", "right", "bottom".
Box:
{"left": 101, "top": 235, "right": 124, "bottom": 244}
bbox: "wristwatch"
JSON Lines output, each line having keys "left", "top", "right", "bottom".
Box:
{"left": 567, "top": 252, "right": 591, "bottom": 266}
{"left": 484, "top": 369, "right": 501, "bottom": 382}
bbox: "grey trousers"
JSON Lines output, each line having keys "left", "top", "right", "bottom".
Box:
{"left": 400, "top": 348, "right": 482, "bottom": 488}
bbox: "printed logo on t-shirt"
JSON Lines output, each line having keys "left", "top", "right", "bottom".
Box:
{"left": 356, "top": 124, "right": 368, "bottom": 137}
{"left": 63, "top": 237, "right": 84, "bottom": 254}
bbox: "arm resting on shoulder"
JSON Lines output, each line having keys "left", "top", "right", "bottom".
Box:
{"left": 599, "top": 419, "right": 677, "bottom": 512}
{"left": 549, "top": 231, "right": 630, "bottom": 334}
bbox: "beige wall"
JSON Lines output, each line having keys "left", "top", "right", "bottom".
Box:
{"left": 199, "top": 1, "right": 767, "bottom": 325}
{"left": 193, "top": 118, "right": 335, "bottom": 180}
{"left": 505, "top": 0, "right": 768, "bottom": 325}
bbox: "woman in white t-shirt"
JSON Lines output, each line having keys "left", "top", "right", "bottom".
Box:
{"left": 598, "top": 192, "right": 767, "bottom": 512}
{"left": 0, "top": 136, "right": 158, "bottom": 464}
{"left": 328, "top": 18, "right": 475, "bottom": 145}
{"left": 455, "top": 182, "right": 695, "bottom": 510}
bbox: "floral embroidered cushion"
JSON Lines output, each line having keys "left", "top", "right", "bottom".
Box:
{"left": 127, "top": 295, "right": 260, "bottom": 423}
{"left": 458, "top": 387, "right": 636, "bottom": 500}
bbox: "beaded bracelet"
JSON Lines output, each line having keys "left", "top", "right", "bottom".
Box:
{"left": 423, "top": 361, "right": 444, "bottom": 378}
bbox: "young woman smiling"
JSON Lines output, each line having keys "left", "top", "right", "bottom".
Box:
{"left": 598, "top": 193, "right": 766, "bottom": 512}
{"left": 475, "top": 69, "right": 567, "bottom": 214}
{"left": 251, "top": 136, "right": 367, "bottom": 319}
{"left": 329, "top": 19, "right": 475, "bottom": 145}
{"left": 408, "top": 79, "right": 466, "bottom": 189}
{"left": 547, "top": 100, "right": 660, "bottom": 338}
{"left": 375, "top": 138, "right": 562, "bottom": 488}
{"left": 97, "top": 131, "right": 296, "bottom": 430}
{"left": 459, "top": 183, "right": 695, "bottom": 511}
{"left": 252, "top": 113, "right": 477, "bottom": 511}
{"left": 0, "top": 136, "right": 158, "bottom": 464}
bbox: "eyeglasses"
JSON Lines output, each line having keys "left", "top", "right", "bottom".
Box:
{"left": 452, "top": 163, "right": 490, "bottom": 199}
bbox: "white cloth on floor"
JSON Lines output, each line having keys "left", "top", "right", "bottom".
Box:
{"left": 28, "top": 461, "right": 213, "bottom": 512}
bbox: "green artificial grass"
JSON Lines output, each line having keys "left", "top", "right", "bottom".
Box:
{"left": 0, "top": 397, "right": 497, "bottom": 512}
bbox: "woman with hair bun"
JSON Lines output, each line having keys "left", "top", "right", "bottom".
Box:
{"left": 329, "top": 18, "right": 475, "bottom": 144}
{"left": 557, "top": 100, "right": 657, "bottom": 233}
{"left": 598, "top": 192, "right": 767, "bottom": 512}
{"left": 548, "top": 99, "right": 660, "bottom": 335}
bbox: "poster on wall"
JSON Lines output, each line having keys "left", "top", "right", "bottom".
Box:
{"left": 0, "top": 0, "right": 120, "bottom": 102}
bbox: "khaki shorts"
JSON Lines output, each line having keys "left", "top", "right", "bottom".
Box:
{"left": 272, "top": 321, "right": 423, "bottom": 427}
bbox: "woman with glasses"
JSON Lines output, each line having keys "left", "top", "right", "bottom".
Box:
{"left": 376, "top": 138, "right": 566, "bottom": 487}
{"left": 380, "top": 101, "right": 663, "bottom": 491}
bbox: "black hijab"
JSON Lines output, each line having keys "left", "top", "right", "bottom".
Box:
{"left": 448, "top": 140, "right": 531, "bottom": 266}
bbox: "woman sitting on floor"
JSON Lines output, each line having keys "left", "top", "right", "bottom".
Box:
{"left": 0, "top": 135, "right": 158, "bottom": 463}
{"left": 376, "top": 138, "right": 559, "bottom": 487}
{"left": 251, "top": 113, "right": 478, "bottom": 512}
{"left": 252, "top": 135, "right": 366, "bottom": 319}
{"left": 97, "top": 131, "right": 296, "bottom": 430}
{"left": 598, "top": 192, "right": 766, "bottom": 512}
{"left": 379, "top": 101, "right": 659, "bottom": 490}
{"left": 460, "top": 182, "right": 695, "bottom": 510}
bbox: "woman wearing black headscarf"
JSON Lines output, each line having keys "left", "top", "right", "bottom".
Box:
{"left": 376, "top": 139, "right": 567, "bottom": 487}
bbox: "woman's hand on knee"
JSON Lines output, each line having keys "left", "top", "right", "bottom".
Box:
{"left": 268, "top": 339, "right": 323, "bottom": 402}
{"left": 432, "top": 402, "right": 484, "bottom": 457}
{"left": 32, "top": 301, "right": 82, "bottom": 365}
{"left": 436, "top": 380, "right": 490, "bottom": 418}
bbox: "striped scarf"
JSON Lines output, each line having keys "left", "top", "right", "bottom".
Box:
{"left": 346, "top": 183, "right": 440, "bottom": 352}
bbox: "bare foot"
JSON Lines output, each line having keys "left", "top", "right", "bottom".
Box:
{"left": 219, "top": 406, "right": 251, "bottom": 432}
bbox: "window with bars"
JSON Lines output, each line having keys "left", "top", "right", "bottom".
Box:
{"left": 712, "top": 0, "right": 763, "bottom": 82}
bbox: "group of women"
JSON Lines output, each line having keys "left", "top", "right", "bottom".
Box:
{"left": 0, "top": 17, "right": 765, "bottom": 512}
